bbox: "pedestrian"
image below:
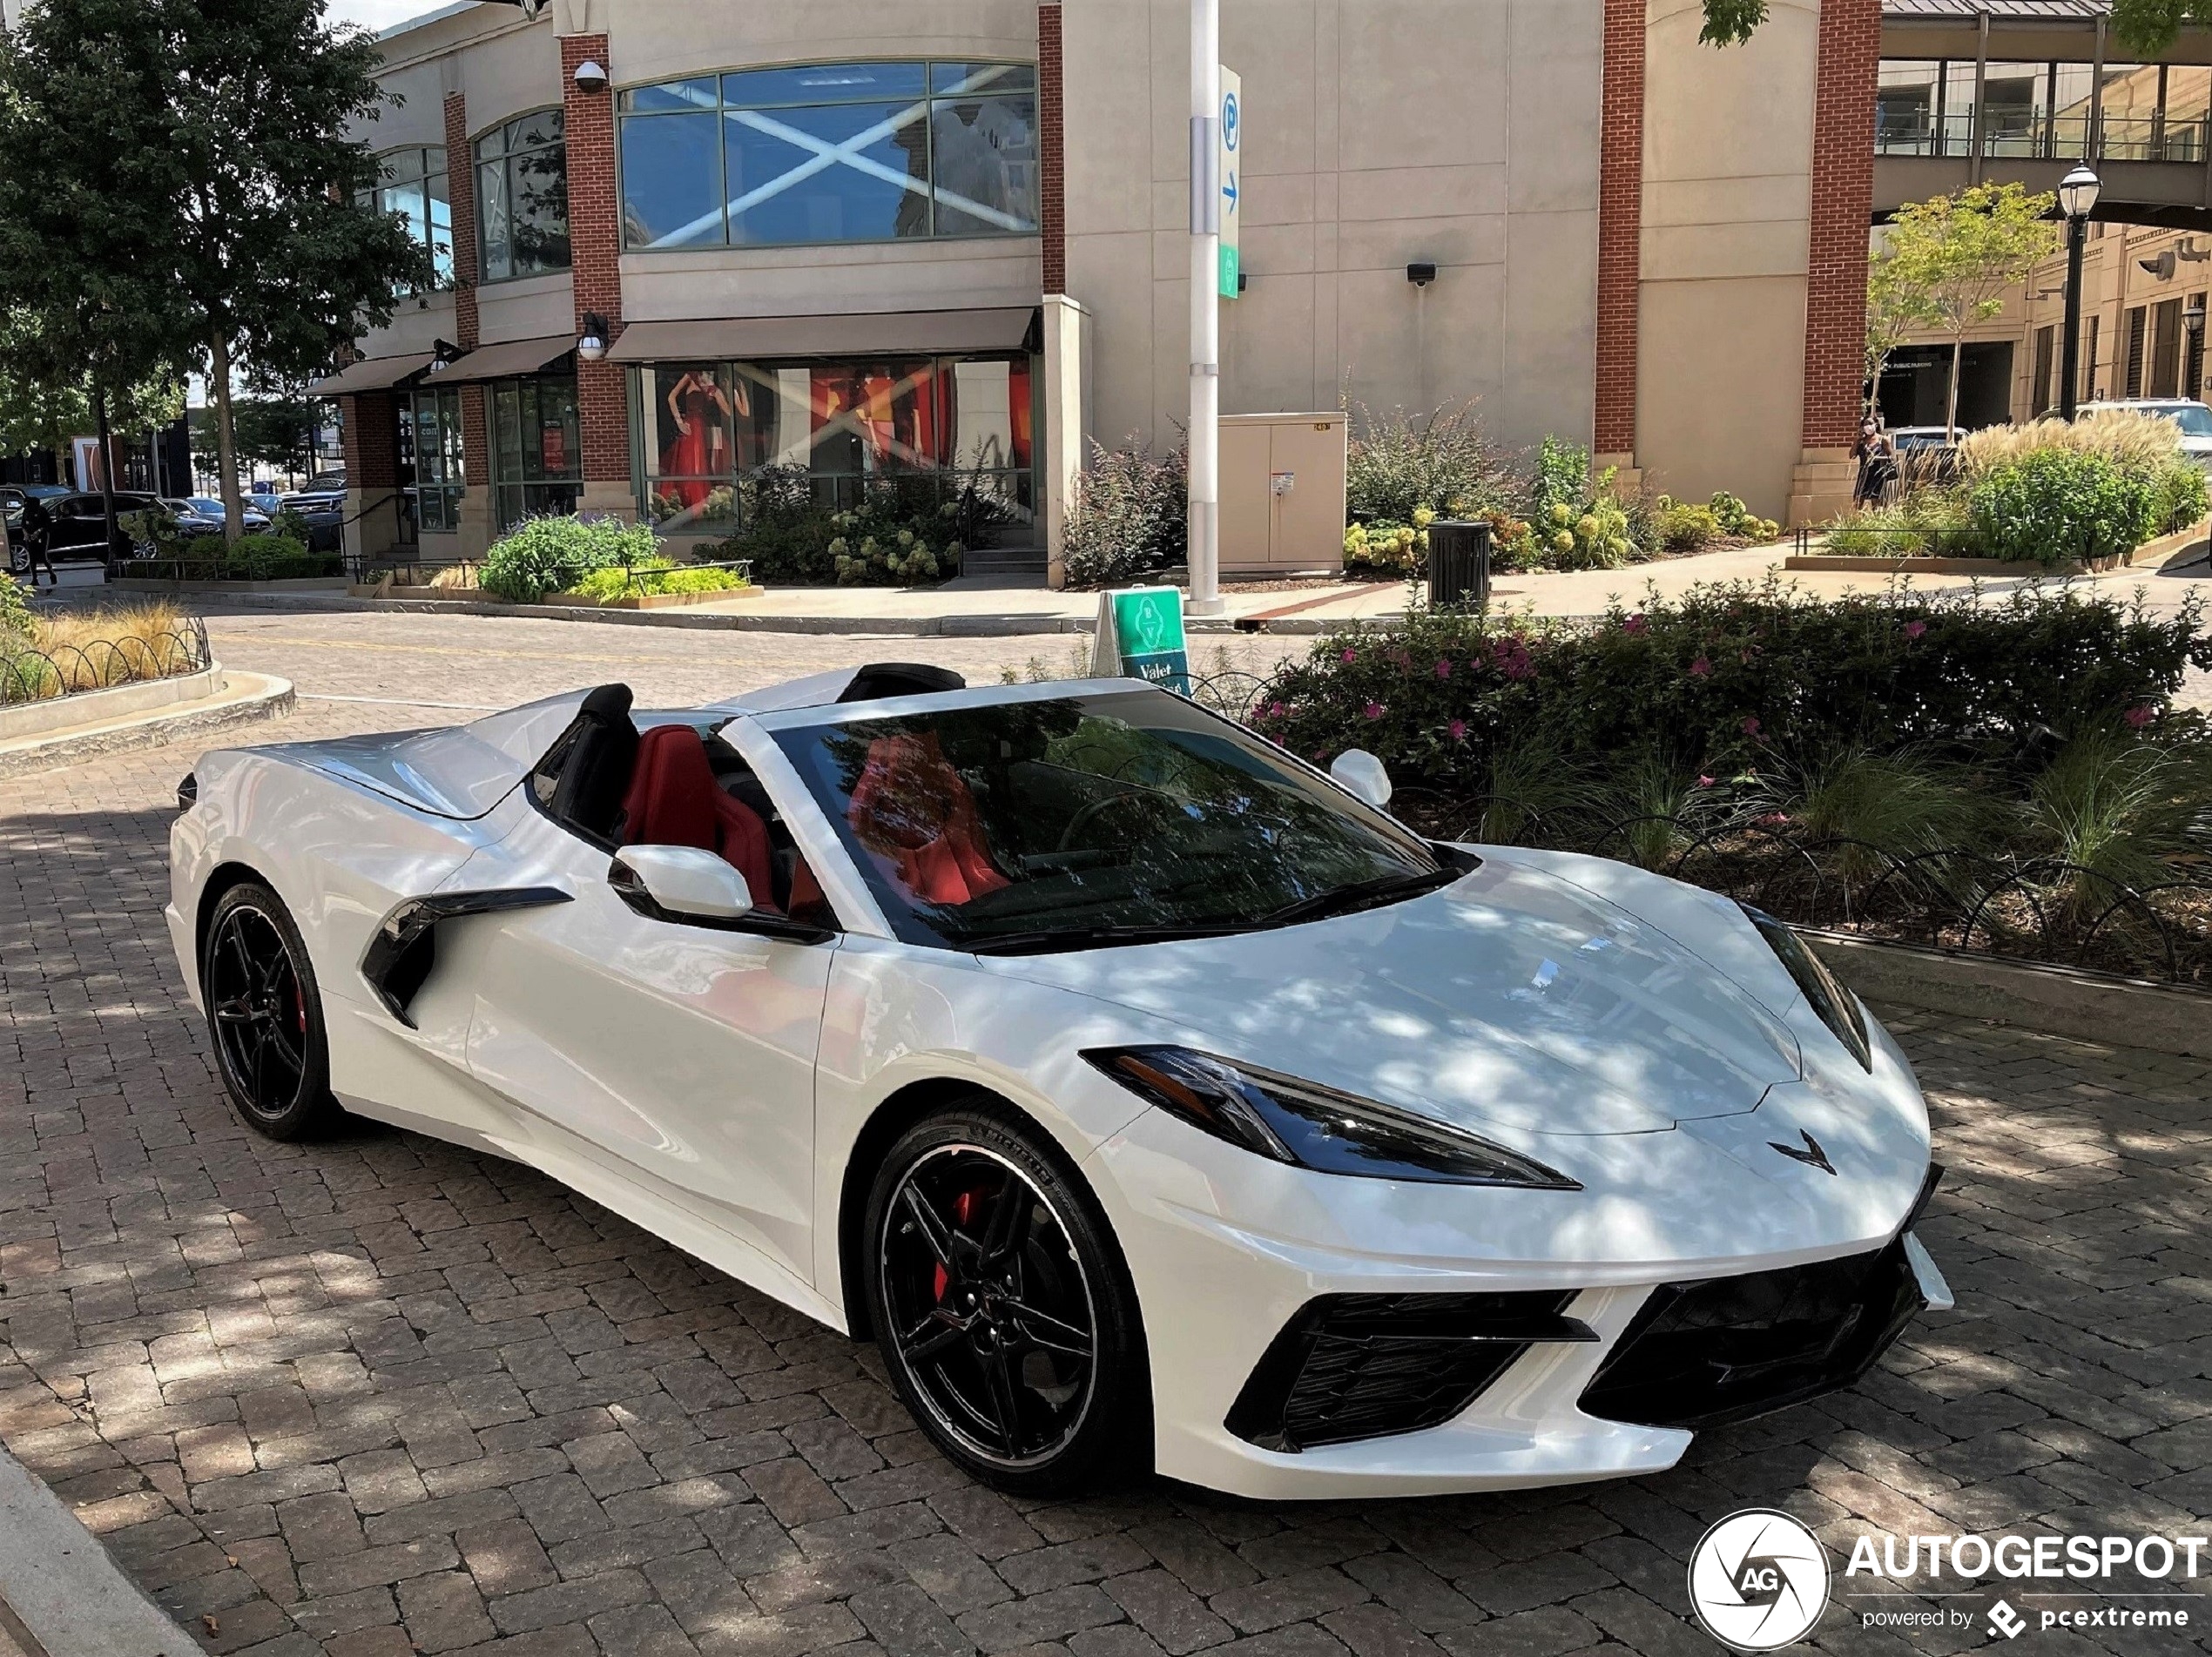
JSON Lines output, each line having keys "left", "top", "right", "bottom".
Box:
{"left": 1852, "top": 416, "right": 1898, "bottom": 510}
{"left": 14, "top": 492, "right": 59, "bottom": 587}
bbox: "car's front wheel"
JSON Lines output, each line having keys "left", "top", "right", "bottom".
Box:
{"left": 864, "top": 1102, "right": 1150, "bottom": 1494}
{"left": 202, "top": 882, "right": 343, "bottom": 1142}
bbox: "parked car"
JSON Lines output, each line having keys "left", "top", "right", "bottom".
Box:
{"left": 246, "top": 490, "right": 287, "bottom": 517}
{"left": 2079, "top": 398, "right": 2212, "bottom": 470}
{"left": 8, "top": 489, "right": 163, "bottom": 572}
{"left": 170, "top": 666, "right": 1948, "bottom": 1498}
{"left": 278, "top": 491, "right": 343, "bottom": 552}
{"left": 165, "top": 497, "right": 273, "bottom": 537}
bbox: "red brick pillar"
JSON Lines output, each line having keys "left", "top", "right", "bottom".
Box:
{"left": 1790, "top": 0, "right": 1880, "bottom": 524}
{"left": 1594, "top": 0, "right": 1644, "bottom": 470}
{"left": 563, "top": 32, "right": 631, "bottom": 510}
{"left": 342, "top": 393, "right": 398, "bottom": 491}
{"left": 1039, "top": 3, "right": 1065, "bottom": 295}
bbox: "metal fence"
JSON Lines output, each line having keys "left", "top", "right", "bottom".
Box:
{"left": 0, "top": 613, "right": 213, "bottom": 706}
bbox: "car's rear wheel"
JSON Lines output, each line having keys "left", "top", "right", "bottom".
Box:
{"left": 864, "top": 1103, "right": 1150, "bottom": 1494}
{"left": 202, "top": 882, "right": 342, "bottom": 1141}
{"left": 6, "top": 536, "right": 28, "bottom": 575}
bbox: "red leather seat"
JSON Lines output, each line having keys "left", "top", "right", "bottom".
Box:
{"left": 845, "top": 731, "right": 1008, "bottom": 906}
{"left": 619, "top": 724, "right": 776, "bottom": 907}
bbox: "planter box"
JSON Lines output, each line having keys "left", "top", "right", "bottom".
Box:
{"left": 0, "top": 664, "right": 222, "bottom": 742}
{"left": 111, "top": 576, "right": 349, "bottom": 594}
{"left": 1788, "top": 517, "right": 2209, "bottom": 578}
{"left": 536, "top": 586, "right": 757, "bottom": 610}
{"left": 347, "top": 582, "right": 477, "bottom": 600}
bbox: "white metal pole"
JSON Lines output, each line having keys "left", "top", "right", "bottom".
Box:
{"left": 1188, "top": 0, "right": 1223, "bottom": 615}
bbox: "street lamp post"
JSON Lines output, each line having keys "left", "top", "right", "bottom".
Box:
{"left": 2058, "top": 164, "right": 2102, "bottom": 420}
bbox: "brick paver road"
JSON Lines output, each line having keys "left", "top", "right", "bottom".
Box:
{"left": 3, "top": 615, "right": 2210, "bottom": 1656}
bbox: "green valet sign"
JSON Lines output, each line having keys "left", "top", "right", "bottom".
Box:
{"left": 1218, "top": 68, "right": 1242, "bottom": 300}
{"left": 1092, "top": 586, "right": 1191, "bottom": 693}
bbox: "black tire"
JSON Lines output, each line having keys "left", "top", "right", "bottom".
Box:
{"left": 864, "top": 1101, "right": 1150, "bottom": 1495}
{"left": 201, "top": 881, "right": 343, "bottom": 1141}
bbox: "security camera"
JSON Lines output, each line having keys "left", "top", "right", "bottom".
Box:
{"left": 573, "top": 59, "right": 609, "bottom": 95}
{"left": 1406, "top": 261, "right": 1437, "bottom": 288}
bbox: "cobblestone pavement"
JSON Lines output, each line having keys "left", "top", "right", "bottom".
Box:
{"left": 3, "top": 624, "right": 2211, "bottom": 1656}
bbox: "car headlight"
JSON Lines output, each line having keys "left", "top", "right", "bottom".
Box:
{"left": 1084, "top": 1046, "right": 1579, "bottom": 1189}
{"left": 1740, "top": 904, "right": 1871, "bottom": 1071}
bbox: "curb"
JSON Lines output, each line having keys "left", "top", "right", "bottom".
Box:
{"left": 0, "top": 670, "right": 294, "bottom": 780}
{"left": 1804, "top": 928, "right": 2210, "bottom": 1058}
{"left": 0, "top": 1445, "right": 199, "bottom": 1657}
{"left": 175, "top": 589, "right": 1376, "bottom": 637}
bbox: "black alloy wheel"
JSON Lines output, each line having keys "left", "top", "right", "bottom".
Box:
{"left": 203, "top": 882, "right": 341, "bottom": 1141}
{"left": 866, "top": 1106, "right": 1149, "bottom": 1493}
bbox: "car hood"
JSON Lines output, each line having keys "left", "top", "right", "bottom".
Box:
{"left": 982, "top": 853, "right": 1804, "bottom": 1140}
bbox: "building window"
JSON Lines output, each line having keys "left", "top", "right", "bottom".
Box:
{"left": 367, "top": 146, "right": 454, "bottom": 290}
{"left": 1876, "top": 56, "right": 2208, "bottom": 163}
{"left": 405, "top": 387, "right": 465, "bottom": 534}
{"left": 2126, "top": 305, "right": 2148, "bottom": 397}
{"left": 617, "top": 62, "right": 1037, "bottom": 250}
{"left": 476, "top": 111, "right": 570, "bottom": 282}
{"left": 492, "top": 375, "right": 582, "bottom": 529}
{"left": 2032, "top": 325, "right": 2054, "bottom": 415}
{"left": 630, "top": 355, "right": 1035, "bottom": 535}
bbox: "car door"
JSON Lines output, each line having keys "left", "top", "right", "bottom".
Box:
{"left": 455, "top": 765, "right": 837, "bottom": 1295}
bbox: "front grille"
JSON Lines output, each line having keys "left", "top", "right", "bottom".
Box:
{"left": 1226, "top": 1292, "right": 1593, "bottom": 1452}
{"left": 1577, "top": 1240, "right": 1925, "bottom": 1431}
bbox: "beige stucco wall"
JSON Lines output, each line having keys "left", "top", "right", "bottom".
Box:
{"left": 1062, "top": 0, "right": 1603, "bottom": 460}
{"left": 1635, "top": 0, "right": 1819, "bottom": 519}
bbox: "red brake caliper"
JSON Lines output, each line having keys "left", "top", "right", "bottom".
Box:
{"left": 294, "top": 983, "right": 307, "bottom": 1034}
{"left": 933, "top": 1189, "right": 986, "bottom": 1303}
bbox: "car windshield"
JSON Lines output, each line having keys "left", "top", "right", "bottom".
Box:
{"left": 770, "top": 688, "right": 1447, "bottom": 951}
{"left": 2164, "top": 405, "right": 2212, "bottom": 436}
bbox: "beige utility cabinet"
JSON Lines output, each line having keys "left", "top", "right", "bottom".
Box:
{"left": 1219, "top": 412, "right": 1348, "bottom": 576}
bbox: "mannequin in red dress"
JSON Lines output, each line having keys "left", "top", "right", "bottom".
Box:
{"left": 659, "top": 371, "right": 745, "bottom": 507}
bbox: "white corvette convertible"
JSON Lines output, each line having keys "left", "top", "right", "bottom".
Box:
{"left": 167, "top": 663, "right": 1950, "bottom": 1499}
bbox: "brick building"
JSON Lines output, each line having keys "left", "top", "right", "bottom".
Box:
{"left": 320, "top": 0, "right": 1889, "bottom": 580}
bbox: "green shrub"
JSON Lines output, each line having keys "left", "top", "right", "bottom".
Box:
{"left": 1064, "top": 437, "right": 1186, "bottom": 588}
{"left": 1967, "top": 449, "right": 2155, "bottom": 567}
{"left": 2153, "top": 458, "right": 2210, "bottom": 534}
{"left": 481, "top": 515, "right": 661, "bottom": 603}
{"left": 0, "top": 572, "right": 31, "bottom": 636}
{"left": 1524, "top": 436, "right": 1591, "bottom": 531}
{"left": 1656, "top": 501, "right": 1720, "bottom": 554}
{"left": 219, "top": 532, "right": 333, "bottom": 580}
{"left": 560, "top": 559, "right": 748, "bottom": 602}
{"left": 1345, "top": 402, "right": 1512, "bottom": 525}
{"left": 1250, "top": 582, "right": 2210, "bottom": 795}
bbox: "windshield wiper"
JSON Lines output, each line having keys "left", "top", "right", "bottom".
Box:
{"left": 1251, "top": 866, "right": 1463, "bottom": 930}
{"left": 965, "top": 921, "right": 1254, "bottom": 957}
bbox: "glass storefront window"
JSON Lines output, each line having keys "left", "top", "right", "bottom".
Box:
{"left": 618, "top": 60, "right": 1036, "bottom": 250}
{"left": 491, "top": 376, "right": 582, "bottom": 530}
{"left": 406, "top": 387, "right": 465, "bottom": 534}
{"left": 476, "top": 109, "right": 570, "bottom": 281}
{"left": 365, "top": 147, "right": 454, "bottom": 292}
{"left": 1876, "top": 56, "right": 2206, "bottom": 162}
{"left": 631, "top": 355, "right": 1035, "bottom": 536}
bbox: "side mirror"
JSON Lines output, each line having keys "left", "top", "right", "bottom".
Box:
{"left": 610, "top": 845, "right": 755, "bottom": 922}
{"left": 1330, "top": 748, "right": 1393, "bottom": 810}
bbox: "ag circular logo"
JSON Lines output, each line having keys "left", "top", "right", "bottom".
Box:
{"left": 1687, "top": 1509, "right": 1831, "bottom": 1652}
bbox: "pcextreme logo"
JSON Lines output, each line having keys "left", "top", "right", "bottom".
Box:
{"left": 1688, "top": 1510, "right": 1831, "bottom": 1652}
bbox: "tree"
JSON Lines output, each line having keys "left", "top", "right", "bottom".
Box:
{"left": 0, "top": 1, "right": 422, "bottom": 542}
{"left": 1879, "top": 184, "right": 2060, "bottom": 440}
{"left": 1864, "top": 236, "right": 1938, "bottom": 423}
{"left": 193, "top": 395, "right": 319, "bottom": 482}
{"left": 1698, "top": 0, "right": 1770, "bottom": 46}
{"left": 2108, "top": 0, "right": 2212, "bottom": 56}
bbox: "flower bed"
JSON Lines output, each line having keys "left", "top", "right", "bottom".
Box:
{"left": 1, "top": 589, "right": 212, "bottom": 704}
{"left": 1205, "top": 582, "right": 2212, "bottom": 984}
{"left": 1825, "top": 410, "right": 2209, "bottom": 566}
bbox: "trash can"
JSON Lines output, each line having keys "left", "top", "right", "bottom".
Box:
{"left": 1426, "top": 520, "right": 1492, "bottom": 609}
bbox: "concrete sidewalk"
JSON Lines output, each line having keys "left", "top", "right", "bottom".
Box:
{"left": 0, "top": 1445, "right": 199, "bottom": 1657}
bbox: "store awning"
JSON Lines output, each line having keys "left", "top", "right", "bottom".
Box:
{"left": 306, "top": 354, "right": 435, "bottom": 397}
{"left": 607, "top": 306, "right": 1039, "bottom": 364}
{"left": 433, "top": 334, "right": 576, "bottom": 383}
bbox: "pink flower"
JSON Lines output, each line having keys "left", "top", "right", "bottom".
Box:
{"left": 1448, "top": 719, "right": 1468, "bottom": 741}
{"left": 1743, "top": 716, "right": 1763, "bottom": 738}
{"left": 1757, "top": 811, "right": 1791, "bottom": 827}
{"left": 1689, "top": 657, "right": 1711, "bottom": 678}
{"left": 1364, "top": 701, "right": 1385, "bottom": 720}
{"left": 1696, "top": 774, "right": 1716, "bottom": 789}
{"left": 1340, "top": 648, "right": 1358, "bottom": 664}
{"left": 2126, "top": 703, "right": 2157, "bottom": 729}
{"left": 1622, "top": 614, "right": 1647, "bottom": 636}
{"left": 1434, "top": 658, "right": 1453, "bottom": 680}
{"left": 1904, "top": 619, "right": 1927, "bottom": 641}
